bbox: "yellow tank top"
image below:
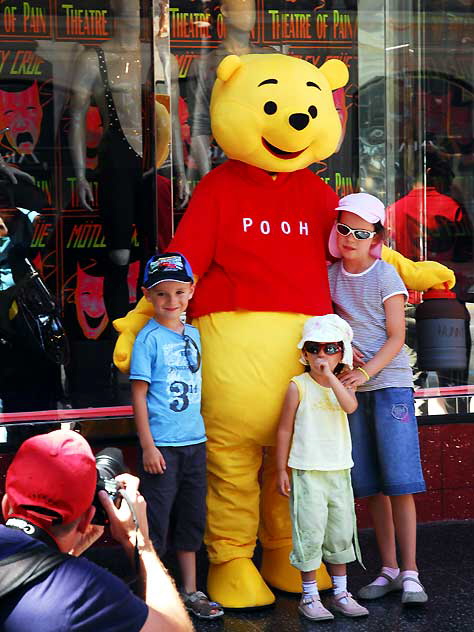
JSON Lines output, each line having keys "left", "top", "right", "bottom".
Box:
{"left": 288, "top": 372, "right": 353, "bottom": 471}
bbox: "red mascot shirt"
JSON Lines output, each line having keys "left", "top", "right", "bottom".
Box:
{"left": 169, "top": 160, "right": 338, "bottom": 318}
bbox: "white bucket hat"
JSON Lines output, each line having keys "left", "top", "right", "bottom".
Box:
{"left": 297, "top": 314, "right": 354, "bottom": 368}
{"left": 329, "top": 192, "right": 386, "bottom": 259}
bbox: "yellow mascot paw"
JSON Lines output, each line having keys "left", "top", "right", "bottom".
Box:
{"left": 207, "top": 559, "right": 275, "bottom": 608}
{"left": 112, "top": 297, "right": 155, "bottom": 373}
{"left": 112, "top": 312, "right": 152, "bottom": 374}
{"left": 112, "top": 329, "right": 138, "bottom": 374}
{"left": 261, "top": 546, "right": 331, "bottom": 593}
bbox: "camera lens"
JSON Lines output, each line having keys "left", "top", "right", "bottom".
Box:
{"left": 95, "top": 447, "right": 126, "bottom": 480}
{"left": 92, "top": 447, "right": 127, "bottom": 526}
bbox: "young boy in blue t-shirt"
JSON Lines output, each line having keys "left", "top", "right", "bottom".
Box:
{"left": 130, "top": 252, "right": 223, "bottom": 621}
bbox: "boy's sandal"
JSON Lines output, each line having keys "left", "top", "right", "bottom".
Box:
{"left": 399, "top": 576, "right": 428, "bottom": 605}
{"left": 181, "top": 590, "right": 224, "bottom": 619}
{"left": 358, "top": 572, "right": 402, "bottom": 600}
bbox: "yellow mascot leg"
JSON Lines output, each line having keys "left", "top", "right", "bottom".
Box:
{"left": 196, "top": 311, "right": 330, "bottom": 607}
{"left": 259, "top": 447, "right": 332, "bottom": 592}
{"left": 205, "top": 429, "right": 275, "bottom": 607}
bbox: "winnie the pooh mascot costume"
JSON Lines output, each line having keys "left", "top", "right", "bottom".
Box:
{"left": 114, "top": 54, "right": 455, "bottom": 608}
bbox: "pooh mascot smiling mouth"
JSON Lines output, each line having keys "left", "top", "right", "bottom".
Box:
{"left": 113, "top": 53, "right": 455, "bottom": 608}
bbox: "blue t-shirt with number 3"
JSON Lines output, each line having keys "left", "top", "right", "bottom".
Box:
{"left": 130, "top": 320, "right": 206, "bottom": 446}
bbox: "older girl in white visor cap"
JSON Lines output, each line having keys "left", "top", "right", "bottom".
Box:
{"left": 327, "top": 192, "right": 427, "bottom": 606}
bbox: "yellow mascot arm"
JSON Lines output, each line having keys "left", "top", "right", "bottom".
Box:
{"left": 381, "top": 245, "right": 455, "bottom": 291}
{"left": 113, "top": 275, "right": 200, "bottom": 373}
{"left": 112, "top": 297, "right": 155, "bottom": 373}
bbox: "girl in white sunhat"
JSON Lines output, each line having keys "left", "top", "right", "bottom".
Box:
{"left": 327, "top": 192, "right": 428, "bottom": 606}
{"left": 276, "top": 313, "right": 368, "bottom": 622}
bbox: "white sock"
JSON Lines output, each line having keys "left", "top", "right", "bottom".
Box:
{"left": 370, "top": 566, "right": 400, "bottom": 587}
{"left": 302, "top": 580, "right": 319, "bottom": 602}
{"left": 332, "top": 575, "right": 348, "bottom": 603}
{"left": 400, "top": 570, "right": 423, "bottom": 593}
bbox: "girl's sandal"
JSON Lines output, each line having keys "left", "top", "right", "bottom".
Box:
{"left": 181, "top": 590, "right": 224, "bottom": 619}
{"left": 358, "top": 572, "right": 401, "bottom": 599}
{"left": 400, "top": 576, "right": 428, "bottom": 605}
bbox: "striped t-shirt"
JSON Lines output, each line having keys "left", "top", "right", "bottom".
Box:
{"left": 328, "top": 259, "right": 413, "bottom": 391}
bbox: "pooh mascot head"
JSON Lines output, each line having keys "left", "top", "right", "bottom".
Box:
{"left": 210, "top": 53, "right": 348, "bottom": 171}
{"left": 112, "top": 53, "right": 453, "bottom": 611}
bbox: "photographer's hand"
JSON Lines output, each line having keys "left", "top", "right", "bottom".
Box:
{"left": 99, "top": 473, "right": 148, "bottom": 551}
{"left": 100, "top": 474, "right": 193, "bottom": 631}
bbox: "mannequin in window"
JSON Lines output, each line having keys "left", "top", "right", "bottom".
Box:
{"left": 70, "top": 0, "right": 185, "bottom": 321}
{"left": 155, "top": 0, "right": 190, "bottom": 211}
{"left": 188, "top": 0, "right": 275, "bottom": 178}
{"left": 70, "top": 0, "right": 149, "bottom": 322}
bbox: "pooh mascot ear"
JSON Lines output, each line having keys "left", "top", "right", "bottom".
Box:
{"left": 319, "top": 58, "right": 350, "bottom": 91}
{"left": 216, "top": 54, "right": 243, "bottom": 82}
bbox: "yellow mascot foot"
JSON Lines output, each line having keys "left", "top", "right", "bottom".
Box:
{"left": 261, "top": 546, "right": 332, "bottom": 593}
{"left": 207, "top": 558, "right": 275, "bottom": 608}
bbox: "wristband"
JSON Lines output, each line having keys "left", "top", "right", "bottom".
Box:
{"left": 357, "top": 367, "right": 370, "bottom": 381}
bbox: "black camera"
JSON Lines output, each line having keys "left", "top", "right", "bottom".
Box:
{"left": 92, "top": 447, "right": 127, "bottom": 525}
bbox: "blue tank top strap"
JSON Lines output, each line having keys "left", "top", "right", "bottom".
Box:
{"left": 95, "top": 47, "right": 121, "bottom": 133}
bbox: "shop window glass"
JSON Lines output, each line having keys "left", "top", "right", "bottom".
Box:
{"left": 0, "top": 0, "right": 471, "bottom": 423}
{"left": 359, "top": 0, "right": 474, "bottom": 415}
{"left": 0, "top": 1, "right": 163, "bottom": 418}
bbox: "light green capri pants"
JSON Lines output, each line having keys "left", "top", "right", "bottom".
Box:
{"left": 289, "top": 468, "right": 359, "bottom": 572}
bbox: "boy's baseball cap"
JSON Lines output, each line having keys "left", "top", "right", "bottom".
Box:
{"left": 329, "top": 192, "right": 385, "bottom": 259}
{"left": 143, "top": 252, "right": 194, "bottom": 290}
{"left": 297, "top": 313, "right": 354, "bottom": 368}
{"left": 6, "top": 430, "right": 97, "bottom": 528}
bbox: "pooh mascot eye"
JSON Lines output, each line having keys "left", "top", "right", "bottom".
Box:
{"left": 308, "top": 105, "right": 318, "bottom": 119}
{"left": 264, "top": 101, "right": 277, "bottom": 115}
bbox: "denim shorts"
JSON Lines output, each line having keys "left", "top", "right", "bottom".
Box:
{"left": 348, "top": 388, "right": 426, "bottom": 498}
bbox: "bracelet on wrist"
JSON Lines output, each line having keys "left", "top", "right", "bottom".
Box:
{"left": 357, "top": 366, "right": 370, "bottom": 381}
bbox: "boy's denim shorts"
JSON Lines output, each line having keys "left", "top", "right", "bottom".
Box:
{"left": 348, "top": 388, "right": 426, "bottom": 498}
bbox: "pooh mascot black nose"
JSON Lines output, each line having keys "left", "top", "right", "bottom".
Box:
{"left": 289, "top": 112, "right": 310, "bottom": 131}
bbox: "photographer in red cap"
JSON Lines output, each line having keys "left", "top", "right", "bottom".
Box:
{"left": 0, "top": 429, "right": 192, "bottom": 632}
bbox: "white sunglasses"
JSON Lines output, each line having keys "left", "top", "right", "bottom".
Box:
{"left": 336, "top": 222, "right": 377, "bottom": 240}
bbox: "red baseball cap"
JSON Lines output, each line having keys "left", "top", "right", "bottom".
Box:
{"left": 6, "top": 430, "right": 97, "bottom": 528}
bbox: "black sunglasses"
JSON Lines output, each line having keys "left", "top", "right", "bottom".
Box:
{"left": 183, "top": 335, "right": 201, "bottom": 373}
{"left": 304, "top": 342, "right": 343, "bottom": 356}
{"left": 336, "top": 222, "right": 376, "bottom": 240}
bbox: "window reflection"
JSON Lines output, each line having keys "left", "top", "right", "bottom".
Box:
{"left": 0, "top": 1, "right": 471, "bottom": 418}
{"left": 359, "top": 1, "right": 474, "bottom": 409}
